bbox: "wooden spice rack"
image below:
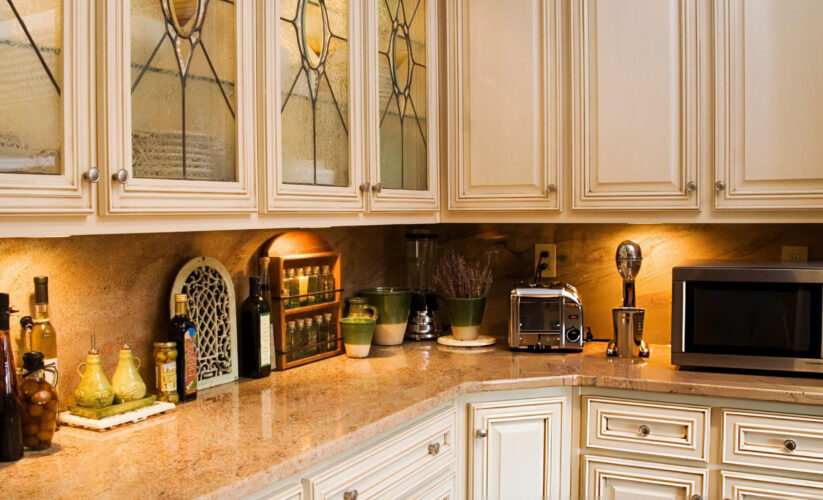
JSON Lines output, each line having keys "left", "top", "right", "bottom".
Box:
{"left": 263, "top": 232, "right": 344, "bottom": 370}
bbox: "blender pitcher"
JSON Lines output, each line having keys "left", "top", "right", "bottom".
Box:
{"left": 405, "top": 230, "right": 446, "bottom": 340}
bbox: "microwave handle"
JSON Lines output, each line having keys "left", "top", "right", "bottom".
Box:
{"left": 671, "top": 280, "right": 687, "bottom": 354}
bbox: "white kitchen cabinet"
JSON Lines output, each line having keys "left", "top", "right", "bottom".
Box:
{"left": 98, "top": 0, "right": 257, "bottom": 214}
{"left": 446, "top": 0, "right": 562, "bottom": 211}
{"left": 0, "top": 0, "right": 96, "bottom": 214}
{"left": 721, "top": 471, "right": 823, "bottom": 500}
{"left": 468, "top": 397, "right": 567, "bottom": 500}
{"left": 258, "top": 483, "right": 304, "bottom": 500}
{"left": 570, "top": 0, "right": 702, "bottom": 210}
{"left": 714, "top": 0, "right": 823, "bottom": 210}
{"left": 583, "top": 455, "right": 707, "bottom": 500}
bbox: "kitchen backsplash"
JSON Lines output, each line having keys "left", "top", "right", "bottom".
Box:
{"left": 1, "top": 223, "right": 820, "bottom": 402}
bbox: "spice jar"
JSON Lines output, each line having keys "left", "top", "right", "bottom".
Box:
{"left": 153, "top": 342, "right": 179, "bottom": 404}
{"left": 18, "top": 351, "right": 58, "bottom": 451}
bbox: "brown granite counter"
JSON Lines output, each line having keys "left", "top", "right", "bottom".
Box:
{"left": 4, "top": 339, "right": 823, "bottom": 499}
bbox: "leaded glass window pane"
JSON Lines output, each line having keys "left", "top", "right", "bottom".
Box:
{"left": 0, "top": 0, "right": 62, "bottom": 175}
{"left": 131, "top": 0, "right": 237, "bottom": 182}
{"left": 379, "top": 0, "right": 426, "bottom": 190}
{"left": 280, "top": 0, "right": 349, "bottom": 187}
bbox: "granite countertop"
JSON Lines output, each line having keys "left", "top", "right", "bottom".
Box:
{"left": 5, "top": 338, "right": 823, "bottom": 499}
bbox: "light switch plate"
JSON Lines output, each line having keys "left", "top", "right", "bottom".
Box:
{"left": 534, "top": 244, "right": 557, "bottom": 279}
{"left": 781, "top": 245, "right": 808, "bottom": 263}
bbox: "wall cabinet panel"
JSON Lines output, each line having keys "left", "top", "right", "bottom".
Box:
{"left": 571, "top": 0, "right": 701, "bottom": 210}
{"left": 715, "top": 0, "right": 823, "bottom": 209}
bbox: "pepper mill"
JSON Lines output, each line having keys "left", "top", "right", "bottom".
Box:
{"left": 607, "top": 240, "right": 650, "bottom": 358}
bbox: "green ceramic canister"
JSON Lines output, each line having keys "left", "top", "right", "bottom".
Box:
{"left": 445, "top": 297, "right": 486, "bottom": 341}
{"left": 361, "top": 288, "right": 413, "bottom": 345}
{"left": 340, "top": 317, "right": 376, "bottom": 358}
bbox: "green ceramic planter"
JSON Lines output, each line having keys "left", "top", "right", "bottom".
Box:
{"left": 361, "top": 287, "right": 413, "bottom": 345}
{"left": 340, "top": 317, "right": 376, "bottom": 358}
{"left": 445, "top": 297, "right": 486, "bottom": 341}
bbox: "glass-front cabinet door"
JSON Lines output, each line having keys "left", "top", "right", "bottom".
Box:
{"left": 261, "top": 0, "right": 365, "bottom": 211}
{"left": 367, "top": 0, "right": 438, "bottom": 211}
{"left": 0, "top": 0, "right": 94, "bottom": 214}
{"left": 99, "top": 0, "right": 256, "bottom": 214}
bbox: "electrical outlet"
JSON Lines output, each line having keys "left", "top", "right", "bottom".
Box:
{"left": 534, "top": 244, "right": 557, "bottom": 279}
{"left": 781, "top": 245, "right": 808, "bottom": 263}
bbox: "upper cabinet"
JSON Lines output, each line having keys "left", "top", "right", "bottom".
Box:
{"left": 571, "top": 0, "right": 701, "bottom": 210}
{"left": 714, "top": 0, "right": 823, "bottom": 210}
{"left": 0, "top": 0, "right": 95, "bottom": 214}
{"left": 261, "top": 0, "right": 438, "bottom": 213}
{"left": 366, "top": 0, "right": 439, "bottom": 212}
{"left": 446, "top": 0, "right": 561, "bottom": 211}
{"left": 98, "top": 0, "right": 257, "bottom": 214}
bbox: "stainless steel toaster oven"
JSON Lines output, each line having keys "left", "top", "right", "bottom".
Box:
{"left": 509, "top": 283, "right": 584, "bottom": 351}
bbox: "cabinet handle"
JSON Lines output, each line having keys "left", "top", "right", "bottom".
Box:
{"left": 112, "top": 169, "right": 129, "bottom": 184}
{"left": 476, "top": 429, "right": 487, "bottom": 438}
{"left": 638, "top": 424, "right": 651, "bottom": 436}
{"left": 428, "top": 442, "right": 441, "bottom": 455}
{"left": 371, "top": 182, "right": 382, "bottom": 193}
{"left": 690, "top": 495, "right": 703, "bottom": 500}
{"left": 547, "top": 183, "right": 557, "bottom": 194}
{"left": 784, "top": 439, "right": 797, "bottom": 452}
{"left": 343, "top": 489, "right": 358, "bottom": 500}
{"left": 715, "top": 180, "right": 726, "bottom": 192}
{"left": 84, "top": 167, "right": 100, "bottom": 183}
{"left": 686, "top": 180, "right": 697, "bottom": 192}
{"left": 359, "top": 182, "right": 370, "bottom": 192}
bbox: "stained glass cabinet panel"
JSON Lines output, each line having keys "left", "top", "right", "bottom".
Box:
{"left": 99, "top": 0, "right": 256, "bottom": 214}
{"left": 0, "top": 0, "right": 94, "bottom": 214}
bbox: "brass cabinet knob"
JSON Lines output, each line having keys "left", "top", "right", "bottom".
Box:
{"left": 547, "top": 183, "right": 557, "bottom": 193}
{"left": 112, "top": 169, "right": 129, "bottom": 184}
{"left": 343, "top": 490, "right": 358, "bottom": 500}
{"left": 428, "top": 442, "right": 440, "bottom": 455}
{"left": 715, "top": 180, "right": 726, "bottom": 192}
{"left": 784, "top": 439, "right": 797, "bottom": 452}
{"left": 84, "top": 167, "right": 100, "bottom": 183}
{"left": 690, "top": 495, "right": 703, "bottom": 500}
{"left": 686, "top": 180, "right": 697, "bottom": 192}
{"left": 371, "top": 182, "right": 383, "bottom": 193}
{"left": 359, "top": 183, "right": 370, "bottom": 192}
{"left": 638, "top": 424, "right": 651, "bottom": 436}
{"left": 476, "top": 429, "right": 488, "bottom": 438}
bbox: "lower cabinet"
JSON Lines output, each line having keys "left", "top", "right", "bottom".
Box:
{"left": 583, "top": 455, "right": 707, "bottom": 500}
{"left": 720, "top": 471, "right": 823, "bottom": 500}
{"left": 468, "top": 397, "right": 567, "bottom": 500}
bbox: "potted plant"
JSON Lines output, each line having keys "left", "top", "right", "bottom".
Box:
{"left": 434, "top": 250, "right": 493, "bottom": 341}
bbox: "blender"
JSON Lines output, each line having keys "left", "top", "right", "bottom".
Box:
{"left": 405, "top": 230, "right": 446, "bottom": 340}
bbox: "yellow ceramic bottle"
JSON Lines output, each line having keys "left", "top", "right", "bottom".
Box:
{"left": 111, "top": 344, "right": 146, "bottom": 403}
{"left": 74, "top": 336, "right": 115, "bottom": 409}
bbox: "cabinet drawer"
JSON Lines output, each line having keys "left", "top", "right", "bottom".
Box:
{"left": 304, "top": 407, "right": 456, "bottom": 500}
{"left": 585, "top": 397, "right": 710, "bottom": 461}
{"left": 583, "top": 455, "right": 707, "bottom": 500}
{"left": 721, "top": 470, "right": 823, "bottom": 499}
{"left": 723, "top": 409, "right": 823, "bottom": 475}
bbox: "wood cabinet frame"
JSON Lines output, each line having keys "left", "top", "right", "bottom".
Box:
{"left": 0, "top": 0, "right": 95, "bottom": 214}
{"left": 98, "top": 0, "right": 257, "bottom": 214}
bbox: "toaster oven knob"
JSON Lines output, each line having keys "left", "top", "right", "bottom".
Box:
{"left": 566, "top": 328, "right": 581, "bottom": 343}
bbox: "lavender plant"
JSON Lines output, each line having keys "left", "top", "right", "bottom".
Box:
{"left": 433, "top": 250, "right": 493, "bottom": 298}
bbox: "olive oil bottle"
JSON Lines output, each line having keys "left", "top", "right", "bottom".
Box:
{"left": 31, "top": 277, "right": 57, "bottom": 372}
{"left": 168, "top": 294, "right": 197, "bottom": 402}
{"left": 240, "top": 277, "right": 272, "bottom": 378}
{"left": 0, "top": 293, "right": 23, "bottom": 462}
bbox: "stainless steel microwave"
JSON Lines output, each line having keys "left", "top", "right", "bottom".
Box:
{"left": 671, "top": 262, "right": 823, "bottom": 374}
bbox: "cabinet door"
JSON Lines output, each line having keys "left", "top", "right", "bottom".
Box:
{"left": 99, "top": 0, "right": 256, "bottom": 214}
{"left": 446, "top": 0, "right": 561, "bottom": 211}
{"left": 715, "top": 0, "right": 823, "bottom": 209}
{"left": 0, "top": 0, "right": 95, "bottom": 214}
{"left": 469, "top": 397, "right": 566, "bottom": 500}
{"left": 365, "top": 0, "right": 439, "bottom": 212}
{"left": 571, "top": 0, "right": 701, "bottom": 210}
{"left": 583, "top": 456, "right": 707, "bottom": 500}
{"left": 721, "top": 471, "right": 823, "bottom": 500}
{"left": 261, "top": 0, "right": 365, "bottom": 212}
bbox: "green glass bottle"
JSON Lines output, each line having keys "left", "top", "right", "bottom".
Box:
{"left": 240, "top": 277, "right": 272, "bottom": 378}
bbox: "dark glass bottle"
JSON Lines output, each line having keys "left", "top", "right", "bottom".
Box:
{"left": 240, "top": 277, "right": 272, "bottom": 378}
{"left": 168, "top": 294, "right": 197, "bottom": 402}
{"left": 0, "top": 293, "right": 23, "bottom": 462}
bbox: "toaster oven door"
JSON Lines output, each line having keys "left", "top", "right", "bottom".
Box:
{"left": 519, "top": 298, "right": 562, "bottom": 333}
{"left": 673, "top": 280, "right": 823, "bottom": 363}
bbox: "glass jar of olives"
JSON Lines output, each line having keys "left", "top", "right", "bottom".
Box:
{"left": 153, "top": 342, "right": 179, "bottom": 404}
{"left": 18, "top": 351, "right": 58, "bottom": 451}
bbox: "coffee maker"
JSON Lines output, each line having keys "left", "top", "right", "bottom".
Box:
{"left": 405, "top": 230, "right": 446, "bottom": 340}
